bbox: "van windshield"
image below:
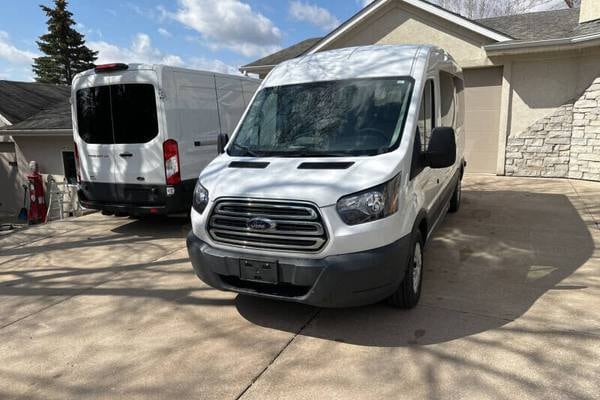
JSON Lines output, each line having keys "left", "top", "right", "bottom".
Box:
{"left": 229, "top": 77, "right": 413, "bottom": 157}
{"left": 76, "top": 84, "right": 158, "bottom": 144}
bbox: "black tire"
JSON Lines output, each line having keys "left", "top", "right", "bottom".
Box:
{"left": 448, "top": 177, "right": 461, "bottom": 213}
{"left": 388, "top": 231, "right": 424, "bottom": 309}
{"left": 101, "top": 210, "right": 114, "bottom": 216}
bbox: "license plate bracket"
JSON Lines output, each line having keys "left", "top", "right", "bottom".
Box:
{"left": 240, "top": 259, "right": 278, "bottom": 284}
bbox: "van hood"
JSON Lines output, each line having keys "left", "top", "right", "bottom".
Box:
{"left": 198, "top": 153, "right": 402, "bottom": 207}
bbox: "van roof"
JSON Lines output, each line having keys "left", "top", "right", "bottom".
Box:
{"left": 73, "top": 63, "right": 260, "bottom": 82}
{"left": 262, "top": 44, "right": 455, "bottom": 87}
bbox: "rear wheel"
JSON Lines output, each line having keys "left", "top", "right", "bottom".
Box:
{"left": 388, "top": 232, "right": 423, "bottom": 309}
{"left": 449, "top": 178, "right": 461, "bottom": 213}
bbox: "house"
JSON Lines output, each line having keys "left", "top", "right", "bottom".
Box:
{"left": 241, "top": 0, "right": 600, "bottom": 181}
{"left": 0, "top": 80, "right": 75, "bottom": 215}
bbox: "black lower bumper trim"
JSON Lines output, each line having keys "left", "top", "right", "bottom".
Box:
{"left": 186, "top": 232, "right": 412, "bottom": 308}
{"left": 78, "top": 179, "right": 196, "bottom": 215}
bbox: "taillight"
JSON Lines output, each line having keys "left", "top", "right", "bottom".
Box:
{"left": 163, "top": 139, "right": 181, "bottom": 185}
{"left": 74, "top": 142, "right": 81, "bottom": 183}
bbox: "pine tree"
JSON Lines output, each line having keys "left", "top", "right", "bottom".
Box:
{"left": 33, "top": 0, "right": 98, "bottom": 84}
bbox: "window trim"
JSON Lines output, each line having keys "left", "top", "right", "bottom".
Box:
{"left": 410, "top": 78, "right": 436, "bottom": 180}
{"left": 422, "top": 78, "right": 436, "bottom": 152}
{"left": 439, "top": 70, "right": 458, "bottom": 129}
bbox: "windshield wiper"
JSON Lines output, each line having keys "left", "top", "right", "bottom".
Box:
{"left": 229, "top": 142, "right": 261, "bottom": 157}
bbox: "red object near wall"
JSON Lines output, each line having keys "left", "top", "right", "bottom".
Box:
{"left": 27, "top": 172, "right": 47, "bottom": 224}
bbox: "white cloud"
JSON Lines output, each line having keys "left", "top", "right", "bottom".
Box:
{"left": 189, "top": 57, "right": 241, "bottom": 75}
{"left": 76, "top": 22, "right": 103, "bottom": 39}
{"left": 89, "top": 33, "right": 239, "bottom": 75}
{"left": 90, "top": 33, "right": 184, "bottom": 66}
{"left": 0, "top": 31, "right": 38, "bottom": 81}
{"left": 172, "top": 0, "right": 282, "bottom": 57}
{"left": 158, "top": 27, "right": 172, "bottom": 38}
{"left": 358, "top": 0, "right": 375, "bottom": 8}
{"left": 289, "top": 1, "right": 340, "bottom": 31}
{"left": 0, "top": 31, "right": 37, "bottom": 66}
{"left": 126, "top": 3, "right": 168, "bottom": 23}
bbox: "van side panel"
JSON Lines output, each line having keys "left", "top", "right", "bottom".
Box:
{"left": 242, "top": 80, "right": 261, "bottom": 106}
{"left": 173, "top": 70, "right": 221, "bottom": 182}
{"left": 216, "top": 76, "right": 246, "bottom": 136}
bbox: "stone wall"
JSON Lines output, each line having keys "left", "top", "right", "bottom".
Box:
{"left": 569, "top": 81, "right": 600, "bottom": 181}
{"left": 505, "top": 77, "right": 600, "bottom": 182}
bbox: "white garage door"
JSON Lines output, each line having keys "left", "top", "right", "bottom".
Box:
{"left": 463, "top": 67, "right": 503, "bottom": 174}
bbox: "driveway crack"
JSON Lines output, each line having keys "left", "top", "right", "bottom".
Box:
{"left": 235, "top": 308, "right": 321, "bottom": 400}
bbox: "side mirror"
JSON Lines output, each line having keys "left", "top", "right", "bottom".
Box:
{"left": 217, "top": 133, "right": 229, "bottom": 155}
{"left": 425, "top": 127, "right": 456, "bottom": 169}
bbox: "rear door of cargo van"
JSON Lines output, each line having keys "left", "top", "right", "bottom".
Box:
{"left": 110, "top": 82, "right": 165, "bottom": 188}
{"left": 74, "top": 69, "right": 165, "bottom": 203}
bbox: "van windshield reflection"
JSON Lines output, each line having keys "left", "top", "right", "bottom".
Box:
{"left": 229, "top": 77, "right": 414, "bottom": 157}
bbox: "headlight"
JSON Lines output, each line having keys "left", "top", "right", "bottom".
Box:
{"left": 336, "top": 174, "right": 401, "bottom": 225}
{"left": 192, "top": 181, "right": 209, "bottom": 214}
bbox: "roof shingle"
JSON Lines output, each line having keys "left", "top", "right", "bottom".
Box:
{"left": 477, "top": 8, "right": 581, "bottom": 41}
{"left": 0, "top": 80, "right": 70, "bottom": 124}
{"left": 4, "top": 99, "right": 72, "bottom": 131}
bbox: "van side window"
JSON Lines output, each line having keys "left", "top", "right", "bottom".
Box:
{"left": 418, "top": 80, "right": 435, "bottom": 150}
{"left": 440, "top": 71, "right": 456, "bottom": 128}
{"left": 454, "top": 76, "right": 465, "bottom": 128}
{"left": 411, "top": 79, "right": 435, "bottom": 179}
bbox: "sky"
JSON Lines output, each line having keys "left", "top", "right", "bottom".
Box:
{"left": 0, "top": 0, "right": 566, "bottom": 82}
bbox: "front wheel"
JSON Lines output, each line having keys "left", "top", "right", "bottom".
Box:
{"left": 388, "top": 232, "right": 424, "bottom": 309}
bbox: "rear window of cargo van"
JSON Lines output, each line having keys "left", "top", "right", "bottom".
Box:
{"left": 76, "top": 84, "right": 158, "bottom": 144}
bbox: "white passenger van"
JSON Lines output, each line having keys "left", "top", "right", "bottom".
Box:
{"left": 187, "top": 45, "right": 465, "bottom": 308}
{"left": 71, "top": 64, "right": 260, "bottom": 216}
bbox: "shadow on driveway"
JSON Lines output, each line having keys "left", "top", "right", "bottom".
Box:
{"left": 235, "top": 190, "right": 595, "bottom": 347}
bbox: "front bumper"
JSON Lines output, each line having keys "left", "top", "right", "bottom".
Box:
{"left": 186, "top": 231, "right": 412, "bottom": 308}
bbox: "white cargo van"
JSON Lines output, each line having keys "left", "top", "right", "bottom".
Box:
{"left": 187, "top": 45, "right": 465, "bottom": 308}
{"left": 71, "top": 64, "right": 260, "bottom": 216}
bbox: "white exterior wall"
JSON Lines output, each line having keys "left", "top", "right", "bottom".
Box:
{"left": 0, "top": 134, "right": 73, "bottom": 215}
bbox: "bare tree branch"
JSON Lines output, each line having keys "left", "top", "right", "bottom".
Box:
{"left": 564, "top": 0, "right": 581, "bottom": 8}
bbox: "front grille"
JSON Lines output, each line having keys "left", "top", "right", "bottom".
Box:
{"left": 208, "top": 199, "right": 327, "bottom": 252}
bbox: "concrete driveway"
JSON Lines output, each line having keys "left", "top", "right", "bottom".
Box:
{"left": 0, "top": 175, "right": 599, "bottom": 400}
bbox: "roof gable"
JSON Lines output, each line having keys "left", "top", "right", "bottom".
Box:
{"left": 242, "top": 38, "right": 323, "bottom": 69}
{"left": 307, "top": 0, "right": 512, "bottom": 55}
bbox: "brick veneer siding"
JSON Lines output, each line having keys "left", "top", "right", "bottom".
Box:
{"left": 505, "top": 77, "right": 600, "bottom": 182}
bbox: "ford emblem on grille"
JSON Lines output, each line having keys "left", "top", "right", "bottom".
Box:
{"left": 247, "top": 217, "right": 276, "bottom": 231}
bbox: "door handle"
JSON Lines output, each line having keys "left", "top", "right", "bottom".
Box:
{"left": 119, "top": 152, "right": 133, "bottom": 158}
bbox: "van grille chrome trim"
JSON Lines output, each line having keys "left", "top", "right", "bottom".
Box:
{"left": 208, "top": 199, "right": 327, "bottom": 252}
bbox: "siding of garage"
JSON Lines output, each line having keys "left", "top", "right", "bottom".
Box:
{"left": 463, "top": 67, "right": 503, "bottom": 173}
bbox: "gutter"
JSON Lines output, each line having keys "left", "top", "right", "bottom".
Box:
{"left": 485, "top": 32, "right": 600, "bottom": 55}
{"left": 0, "top": 129, "right": 72, "bottom": 136}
